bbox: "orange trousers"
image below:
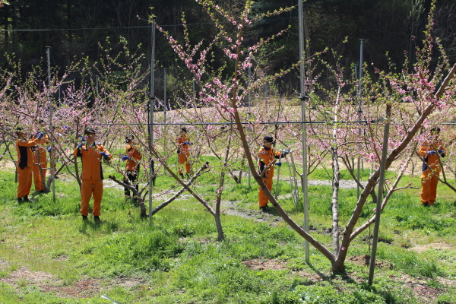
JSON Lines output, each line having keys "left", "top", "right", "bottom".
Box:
{"left": 178, "top": 152, "right": 191, "bottom": 174}
{"left": 17, "top": 166, "right": 33, "bottom": 198}
{"left": 81, "top": 179, "right": 103, "bottom": 216}
{"left": 421, "top": 170, "right": 439, "bottom": 205}
{"left": 33, "top": 155, "right": 47, "bottom": 191}
{"left": 258, "top": 174, "right": 274, "bottom": 207}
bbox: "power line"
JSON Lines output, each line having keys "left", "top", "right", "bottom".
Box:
{"left": 0, "top": 17, "right": 410, "bottom": 37}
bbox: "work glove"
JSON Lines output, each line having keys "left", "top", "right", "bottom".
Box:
{"left": 184, "top": 141, "right": 190, "bottom": 145}
{"left": 63, "top": 126, "right": 68, "bottom": 130}
{"left": 438, "top": 149, "right": 445, "bottom": 156}
{"left": 81, "top": 136, "right": 86, "bottom": 141}
{"left": 47, "top": 147, "right": 52, "bottom": 152}
{"left": 37, "top": 133, "right": 45, "bottom": 140}
{"left": 276, "top": 162, "right": 282, "bottom": 167}
{"left": 426, "top": 150, "right": 436, "bottom": 155}
{"left": 121, "top": 155, "right": 130, "bottom": 161}
{"left": 177, "top": 148, "right": 181, "bottom": 154}
{"left": 282, "top": 151, "right": 289, "bottom": 157}
{"left": 77, "top": 143, "right": 84, "bottom": 153}
{"left": 100, "top": 151, "right": 110, "bottom": 160}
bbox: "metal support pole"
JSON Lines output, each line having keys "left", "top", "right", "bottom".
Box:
{"left": 193, "top": 80, "right": 196, "bottom": 101}
{"left": 289, "top": 151, "right": 300, "bottom": 208}
{"left": 356, "top": 39, "right": 364, "bottom": 199}
{"left": 275, "top": 153, "right": 282, "bottom": 199}
{"left": 264, "top": 81, "right": 268, "bottom": 116}
{"left": 148, "top": 18, "right": 156, "bottom": 224}
{"left": 368, "top": 104, "right": 391, "bottom": 285}
{"left": 359, "top": 40, "right": 364, "bottom": 99}
{"left": 298, "top": 0, "right": 310, "bottom": 263}
{"left": 46, "top": 47, "right": 56, "bottom": 203}
{"left": 164, "top": 68, "right": 167, "bottom": 162}
{"left": 164, "top": 68, "right": 167, "bottom": 124}
{"left": 248, "top": 58, "right": 252, "bottom": 187}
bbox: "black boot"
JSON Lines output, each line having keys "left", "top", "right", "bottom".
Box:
{"left": 82, "top": 215, "right": 88, "bottom": 221}
{"left": 23, "top": 196, "right": 31, "bottom": 202}
{"left": 94, "top": 216, "right": 101, "bottom": 223}
{"left": 17, "top": 197, "right": 23, "bottom": 203}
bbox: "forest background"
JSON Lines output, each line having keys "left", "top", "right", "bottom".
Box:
{"left": 1, "top": 0, "right": 456, "bottom": 105}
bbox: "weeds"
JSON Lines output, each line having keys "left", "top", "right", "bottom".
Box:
{"left": 0, "top": 168, "right": 455, "bottom": 303}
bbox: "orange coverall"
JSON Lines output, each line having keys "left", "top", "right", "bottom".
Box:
{"left": 124, "top": 144, "right": 141, "bottom": 197}
{"left": 176, "top": 134, "right": 191, "bottom": 175}
{"left": 16, "top": 138, "right": 38, "bottom": 198}
{"left": 33, "top": 133, "right": 50, "bottom": 191}
{"left": 418, "top": 140, "right": 445, "bottom": 205}
{"left": 258, "top": 146, "right": 281, "bottom": 208}
{"left": 74, "top": 142, "right": 112, "bottom": 217}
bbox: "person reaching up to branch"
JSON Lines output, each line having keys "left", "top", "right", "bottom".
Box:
{"left": 32, "top": 120, "right": 50, "bottom": 193}
{"left": 15, "top": 127, "right": 42, "bottom": 202}
{"left": 418, "top": 127, "right": 445, "bottom": 207}
{"left": 176, "top": 127, "right": 193, "bottom": 179}
{"left": 122, "top": 134, "right": 141, "bottom": 202}
{"left": 258, "top": 135, "right": 289, "bottom": 212}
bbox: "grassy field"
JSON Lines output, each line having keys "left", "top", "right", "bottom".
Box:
{"left": 0, "top": 154, "right": 456, "bottom": 303}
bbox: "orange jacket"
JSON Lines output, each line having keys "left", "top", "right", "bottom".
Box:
{"left": 16, "top": 138, "right": 38, "bottom": 169}
{"left": 74, "top": 142, "right": 112, "bottom": 180}
{"left": 418, "top": 140, "right": 445, "bottom": 173}
{"left": 125, "top": 144, "right": 141, "bottom": 171}
{"left": 176, "top": 134, "right": 191, "bottom": 154}
{"left": 258, "top": 146, "right": 281, "bottom": 178}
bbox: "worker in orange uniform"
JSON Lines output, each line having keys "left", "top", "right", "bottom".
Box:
{"left": 418, "top": 127, "right": 445, "bottom": 207}
{"left": 32, "top": 123, "right": 50, "bottom": 193}
{"left": 176, "top": 127, "right": 192, "bottom": 178}
{"left": 121, "top": 134, "right": 142, "bottom": 201}
{"left": 16, "top": 127, "right": 42, "bottom": 202}
{"left": 257, "top": 135, "right": 288, "bottom": 211}
{"left": 74, "top": 127, "right": 112, "bottom": 222}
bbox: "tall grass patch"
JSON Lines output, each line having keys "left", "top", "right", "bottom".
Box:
{"left": 77, "top": 225, "right": 184, "bottom": 277}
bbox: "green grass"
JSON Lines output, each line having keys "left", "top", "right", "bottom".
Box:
{"left": 1, "top": 163, "right": 456, "bottom": 304}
